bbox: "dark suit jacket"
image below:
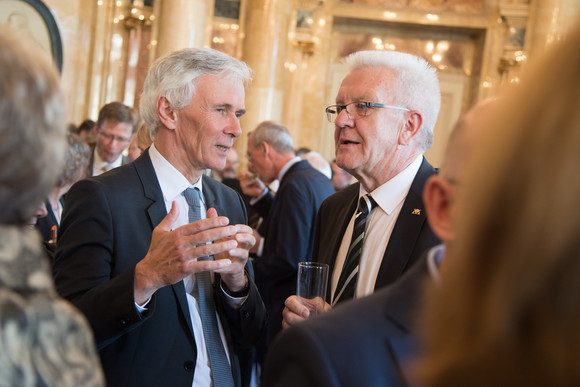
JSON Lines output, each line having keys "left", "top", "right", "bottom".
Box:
{"left": 36, "top": 199, "right": 61, "bottom": 242}
{"left": 262, "top": 250, "right": 433, "bottom": 387}
{"left": 221, "top": 177, "right": 261, "bottom": 229}
{"left": 53, "top": 150, "right": 267, "bottom": 387}
{"left": 251, "top": 160, "right": 335, "bottom": 346}
{"left": 313, "top": 157, "right": 439, "bottom": 299}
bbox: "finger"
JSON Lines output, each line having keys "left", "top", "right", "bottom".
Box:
{"left": 207, "top": 207, "right": 218, "bottom": 218}
{"left": 157, "top": 201, "right": 180, "bottom": 232}
{"left": 185, "top": 257, "right": 232, "bottom": 273}
{"left": 188, "top": 238, "right": 238, "bottom": 258}
{"left": 232, "top": 223, "right": 253, "bottom": 235}
{"left": 177, "top": 217, "right": 233, "bottom": 237}
{"left": 285, "top": 295, "right": 310, "bottom": 319}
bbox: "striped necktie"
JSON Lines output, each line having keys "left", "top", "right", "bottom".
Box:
{"left": 333, "top": 194, "right": 377, "bottom": 306}
{"left": 182, "top": 187, "right": 234, "bottom": 387}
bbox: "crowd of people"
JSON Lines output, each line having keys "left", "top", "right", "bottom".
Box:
{"left": 1, "top": 18, "right": 580, "bottom": 387}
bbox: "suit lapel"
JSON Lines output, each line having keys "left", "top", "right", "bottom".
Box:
{"left": 201, "top": 175, "right": 224, "bottom": 215}
{"left": 322, "top": 184, "right": 359, "bottom": 277}
{"left": 134, "top": 150, "right": 195, "bottom": 336}
{"left": 375, "top": 158, "right": 435, "bottom": 289}
{"left": 382, "top": 253, "right": 431, "bottom": 386}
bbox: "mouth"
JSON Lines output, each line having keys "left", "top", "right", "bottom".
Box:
{"left": 216, "top": 145, "right": 230, "bottom": 152}
{"left": 339, "top": 139, "right": 360, "bottom": 146}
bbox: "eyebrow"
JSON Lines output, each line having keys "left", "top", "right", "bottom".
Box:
{"left": 215, "top": 103, "right": 246, "bottom": 116}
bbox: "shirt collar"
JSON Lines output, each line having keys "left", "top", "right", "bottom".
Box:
{"left": 93, "top": 148, "right": 123, "bottom": 171}
{"left": 361, "top": 155, "right": 423, "bottom": 215}
{"left": 278, "top": 156, "right": 301, "bottom": 182}
{"left": 149, "top": 144, "right": 204, "bottom": 203}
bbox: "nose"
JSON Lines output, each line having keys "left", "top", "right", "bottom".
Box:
{"left": 334, "top": 107, "right": 354, "bottom": 127}
{"left": 228, "top": 115, "right": 242, "bottom": 138}
{"left": 35, "top": 202, "right": 48, "bottom": 219}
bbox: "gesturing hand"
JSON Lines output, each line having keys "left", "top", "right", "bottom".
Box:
{"left": 134, "top": 201, "right": 241, "bottom": 304}
{"left": 210, "top": 207, "right": 256, "bottom": 292}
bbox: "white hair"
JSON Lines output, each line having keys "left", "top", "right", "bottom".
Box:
{"left": 345, "top": 50, "right": 441, "bottom": 151}
{"left": 302, "top": 151, "right": 332, "bottom": 179}
{"left": 140, "top": 47, "right": 252, "bottom": 137}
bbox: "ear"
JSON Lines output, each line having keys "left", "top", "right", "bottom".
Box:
{"left": 92, "top": 122, "right": 99, "bottom": 136}
{"left": 423, "top": 175, "right": 455, "bottom": 243}
{"left": 157, "top": 96, "right": 178, "bottom": 130}
{"left": 399, "top": 111, "right": 423, "bottom": 145}
{"left": 260, "top": 141, "right": 270, "bottom": 157}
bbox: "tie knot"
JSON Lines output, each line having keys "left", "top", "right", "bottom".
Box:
{"left": 183, "top": 187, "right": 202, "bottom": 221}
{"left": 357, "top": 194, "right": 377, "bottom": 216}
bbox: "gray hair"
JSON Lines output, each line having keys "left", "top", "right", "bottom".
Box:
{"left": 302, "top": 151, "right": 332, "bottom": 179}
{"left": 0, "top": 28, "right": 66, "bottom": 224}
{"left": 140, "top": 47, "right": 252, "bottom": 137}
{"left": 345, "top": 50, "right": 441, "bottom": 151}
{"left": 55, "top": 133, "right": 91, "bottom": 188}
{"left": 249, "top": 121, "right": 294, "bottom": 154}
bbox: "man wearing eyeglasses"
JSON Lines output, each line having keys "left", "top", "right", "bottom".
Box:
{"left": 90, "top": 101, "right": 139, "bottom": 176}
{"left": 282, "top": 50, "right": 441, "bottom": 327}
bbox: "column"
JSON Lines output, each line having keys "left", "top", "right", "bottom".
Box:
{"left": 154, "top": 0, "right": 214, "bottom": 59}
{"left": 237, "top": 0, "right": 293, "bottom": 168}
{"left": 528, "top": 0, "right": 580, "bottom": 55}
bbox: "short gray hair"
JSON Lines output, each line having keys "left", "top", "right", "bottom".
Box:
{"left": 345, "top": 50, "right": 441, "bottom": 151}
{"left": 55, "top": 133, "right": 91, "bottom": 188}
{"left": 140, "top": 47, "right": 252, "bottom": 137}
{"left": 0, "top": 28, "right": 66, "bottom": 224}
{"left": 249, "top": 121, "right": 294, "bottom": 154}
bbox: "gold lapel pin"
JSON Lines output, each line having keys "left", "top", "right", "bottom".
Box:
{"left": 411, "top": 208, "right": 422, "bottom": 215}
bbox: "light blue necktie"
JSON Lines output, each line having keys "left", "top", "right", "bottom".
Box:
{"left": 182, "top": 187, "right": 235, "bottom": 387}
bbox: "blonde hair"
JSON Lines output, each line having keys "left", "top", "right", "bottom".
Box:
{"left": 415, "top": 26, "right": 580, "bottom": 387}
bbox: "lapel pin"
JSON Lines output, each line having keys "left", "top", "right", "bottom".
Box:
{"left": 411, "top": 208, "right": 422, "bottom": 215}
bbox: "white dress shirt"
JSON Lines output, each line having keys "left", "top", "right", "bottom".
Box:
{"left": 330, "top": 155, "right": 423, "bottom": 302}
{"left": 149, "top": 144, "right": 235, "bottom": 387}
{"left": 92, "top": 148, "right": 123, "bottom": 176}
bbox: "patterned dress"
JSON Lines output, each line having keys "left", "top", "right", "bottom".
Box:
{"left": 0, "top": 226, "right": 104, "bottom": 386}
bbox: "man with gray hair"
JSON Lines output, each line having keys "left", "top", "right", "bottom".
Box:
{"left": 283, "top": 50, "right": 441, "bottom": 326}
{"left": 54, "top": 47, "right": 266, "bottom": 387}
{"left": 239, "top": 121, "right": 334, "bottom": 360}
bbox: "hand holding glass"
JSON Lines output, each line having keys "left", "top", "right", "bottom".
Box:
{"left": 296, "top": 262, "right": 329, "bottom": 316}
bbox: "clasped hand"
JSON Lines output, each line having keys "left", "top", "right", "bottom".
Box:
{"left": 134, "top": 201, "right": 255, "bottom": 304}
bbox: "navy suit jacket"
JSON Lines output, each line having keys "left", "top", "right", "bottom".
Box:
{"left": 36, "top": 199, "right": 61, "bottom": 242}
{"left": 262, "top": 250, "right": 432, "bottom": 387}
{"left": 252, "top": 160, "right": 335, "bottom": 344}
{"left": 313, "top": 157, "right": 439, "bottom": 298}
{"left": 53, "top": 150, "right": 267, "bottom": 387}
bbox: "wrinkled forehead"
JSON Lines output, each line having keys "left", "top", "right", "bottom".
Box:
{"left": 336, "top": 66, "right": 398, "bottom": 104}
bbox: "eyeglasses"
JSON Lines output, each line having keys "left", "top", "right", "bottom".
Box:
{"left": 99, "top": 131, "right": 131, "bottom": 144}
{"left": 325, "top": 101, "right": 410, "bottom": 123}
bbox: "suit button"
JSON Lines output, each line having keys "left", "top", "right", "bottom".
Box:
{"left": 242, "top": 311, "right": 250, "bottom": 319}
{"left": 184, "top": 361, "right": 195, "bottom": 372}
{"left": 119, "top": 319, "right": 127, "bottom": 327}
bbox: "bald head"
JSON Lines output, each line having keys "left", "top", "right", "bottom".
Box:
{"left": 440, "top": 99, "right": 498, "bottom": 182}
{"left": 422, "top": 99, "right": 498, "bottom": 245}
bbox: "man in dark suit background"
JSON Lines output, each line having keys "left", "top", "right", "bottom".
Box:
{"left": 262, "top": 94, "right": 492, "bottom": 387}
{"left": 283, "top": 50, "right": 441, "bottom": 326}
{"left": 89, "top": 101, "right": 138, "bottom": 176}
{"left": 53, "top": 47, "right": 267, "bottom": 387}
{"left": 239, "top": 121, "right": 335, "bottom": 356}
